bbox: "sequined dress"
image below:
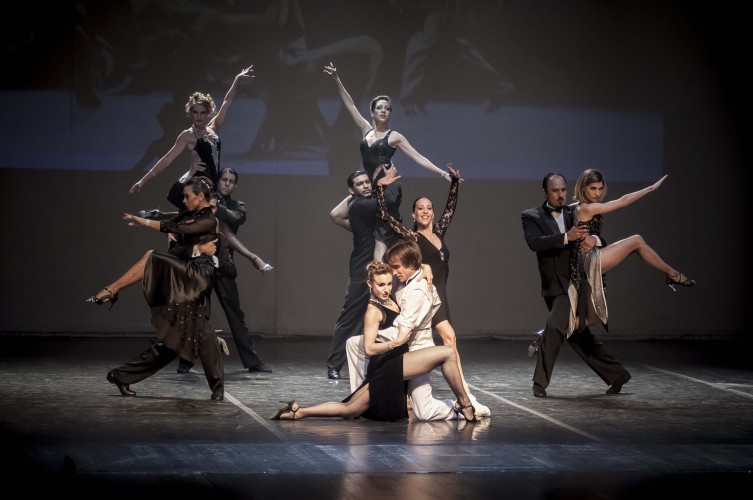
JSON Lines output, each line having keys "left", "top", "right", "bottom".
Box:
{"left": 192, "top": 128, "right": 221, "bottom": 185}
{"left": 377, "top": 176, "right": 459, "bottom": 325}
{"left": 360, "top": 129, "right": 402, "bottom": 242}
{"left": 144, "top": 206, "right": 219, "bottom": 360}
{"left": 343, "top": 302, "right": 409, "bottom": 422}
{"left": 568, "top": 211, "right": 608, "bottom": 334}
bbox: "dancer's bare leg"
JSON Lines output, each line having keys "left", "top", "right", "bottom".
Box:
{"left": 434, "top": 320, "right": 471, "bottom": 393}
{"left": 403, "top": 345, "right": 473, "bottom": 419}
{"left": 277, "top": 384, "right": 370, "bottom": 420}
{"left": 599, "top": 235, "right": 681, "bottom": 278}
{"left": 94, "top": 250, "right": 153, "bottom": 299}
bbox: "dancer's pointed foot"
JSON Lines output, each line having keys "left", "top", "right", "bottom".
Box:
{"left": 666, "top": 272, "right": 695, "bottom": 291}
{"left": 270, "top": 400, "right": 299, "bottom": 420}
{"left": 86, "top": 287, "right": 119, "bottom": 310}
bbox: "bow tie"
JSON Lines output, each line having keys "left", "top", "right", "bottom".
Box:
{"left": 545, "top": 204, "right": 565, "bottom": 214}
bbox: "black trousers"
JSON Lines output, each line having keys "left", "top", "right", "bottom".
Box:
{"left": 214, "top": 275, "right": 264, "bottom": 369}
{"left": 326, "top": 280, "right": 369, "bottom": 372}
{"left": 110, "top": 332, "right": 224, "bottom": 394}
{"left": 180, "top": 276, "right": 263, "bottom": 370}
{"left": 533, "top": 293, "right": 626, "bottom": 389}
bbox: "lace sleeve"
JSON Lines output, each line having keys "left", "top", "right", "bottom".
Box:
{"left": 377, "top": 186, "right": 417, "bottom": 242}
{"left": 434, "top": 176, "right": 459, "bottom": 236}
{"left": 160, "top": 213, "right": 217, "bottom": 236}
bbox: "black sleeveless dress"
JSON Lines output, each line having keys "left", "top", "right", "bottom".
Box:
{"left": 343, "top": 302, "right": 409, "bottom": 422}
{"left": 376, "top": 176, "right": 459, "bottom": 325}
{"left": 192, "top": 129, "right": 221, "bottom": 185}
{"left": 360, "top": 129, "right": 402, "bottom": 243}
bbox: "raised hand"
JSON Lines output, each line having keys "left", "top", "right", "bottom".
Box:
{"left": 238, "top": 65, "right": 254, "bottom": 80}
{"left": 323, "top": 62, "right": 338, "bottom": 80}
{"left": 651, "top": 174, "right": 668, "bottom": 191}
{"left": 376, "top": 165, "right": 401, "bottom": 186}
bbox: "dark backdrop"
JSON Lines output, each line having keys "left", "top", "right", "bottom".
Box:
{"left": 0, "top": 1, "right": 747, "bottom": 338}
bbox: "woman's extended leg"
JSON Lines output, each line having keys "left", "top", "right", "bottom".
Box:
{"left": 403, "top": 345, "right": 475, "bottom": 420}
{"left": 434, "top": 320, "right": 489, "bottom": 415}
{"left": 274, "top": 384, "right": 370, "bottom": 420}
{"left": 599, "top": 235, "right": 688, "bottom": 281}
{"left": 90, "top": 250, "right": 153, "bottom": 300}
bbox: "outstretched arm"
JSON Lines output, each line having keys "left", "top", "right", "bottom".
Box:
{"left": 221, "top": 222, "right": 273, "bottom": 273}
{"left": 129, "top": 130, "right": 192, "bottom": 193}
{"left": 434, "top": 164, "right": 460, "bottom": 236}
{"left": 208, "top": 65, "right": 254, "bottom": 132}
{"left": 324, "top": 62, "right": 372, "bottom": 135}
{"left": 579, "top": 174, "right": 668, "bottom": 219}
{"left": 389, "top": 131, "right": 450, "bottom": 181}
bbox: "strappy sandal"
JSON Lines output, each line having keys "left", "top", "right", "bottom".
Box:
{"left": 270, "top": 400, "right": 299, "bottom": 420}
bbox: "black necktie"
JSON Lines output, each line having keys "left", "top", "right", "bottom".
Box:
{"left": 545, "top": 204, "right": 563, "bottom": 214}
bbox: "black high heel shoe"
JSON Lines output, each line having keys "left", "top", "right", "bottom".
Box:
{"left": 454, "top": 402, "right": 479, "bottom": 422}
{"left": 270, "top": 400, "right": 298, "bottom": 420}
{"left": 86, "top": 287, "right": 119, "bottom": 310}
{"left": 666, "top": 272, "right": 695, "bottom": 292}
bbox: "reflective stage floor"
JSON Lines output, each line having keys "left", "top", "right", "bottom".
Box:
{"left": 1, "top": 335, "right": 751, "bottom": 499}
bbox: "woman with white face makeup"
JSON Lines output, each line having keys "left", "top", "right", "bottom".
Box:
{"left": 569, "top": 169, "right": 695, "bottom": 335}
{"left": 324, "top": 62, "right": 450, "bottom": 261}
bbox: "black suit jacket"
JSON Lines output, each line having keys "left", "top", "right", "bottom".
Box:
{"left": 521, "top": 203, "right": 574, "bottom": 298}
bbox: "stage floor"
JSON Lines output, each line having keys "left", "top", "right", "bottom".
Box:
{"left": 1, "top": 335, "right": 751, "bottom": 499}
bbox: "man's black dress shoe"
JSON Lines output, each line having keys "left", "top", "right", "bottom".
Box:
{"left": 248, "top": 363, "right": 272, "bottom": 373}
{"left": 107, "top": 371, "right": 136, "bottom": 396}
{"left": 533, "top": 384, "right": 547, "bottom": 397}
{"left": 327, "top": 368, "right": 341, "bottom": 380}
{"left": 211, "top": 389, "right": 224, "bottom": 401}
{"left": 606, "top": 371, "right": 632, "bottom": 394}
{"left": 177, "top": 362, "right": 193, "bottom": 374}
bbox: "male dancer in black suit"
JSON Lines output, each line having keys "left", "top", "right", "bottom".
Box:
{"left": 325, "top": 168, "right": 401, "bottom": 379}
{"left": 168, "top": 167, "right": 272, "bottom": 373}
{"left": 521, "top": 173, "right": 631, "bottom": 397}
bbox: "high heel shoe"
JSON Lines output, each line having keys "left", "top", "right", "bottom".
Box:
{"left": 454, "top": 402, "right": 479, "bottom": 422}
{"left": 666, "top": 272, "right": 695, "bottom": 292}
{"left": 86, "top": 287, "right": 119, "bottom": 310}
{"left": 270, "top": 400, "right": 298, "bottom": 420}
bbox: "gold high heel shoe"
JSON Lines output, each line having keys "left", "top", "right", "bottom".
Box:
{"left": 270, "top": 400, "right": 299, "bottom": 420}
{"left": 666, "top": 272, "right": 695, "bottom": 292}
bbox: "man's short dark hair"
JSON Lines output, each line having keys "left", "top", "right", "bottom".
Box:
{"left": 347, "top": 170, "right": 368, "bottom": 187}
{"left": 219, "top": 167, "right": 239, "bottom": 183}
{"left": 542, "top": 172, "right": 566, "bottom": 190}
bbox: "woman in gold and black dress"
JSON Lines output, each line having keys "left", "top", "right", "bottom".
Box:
{"left": 568, "top": 169, "right": 695, "bottom": 335}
